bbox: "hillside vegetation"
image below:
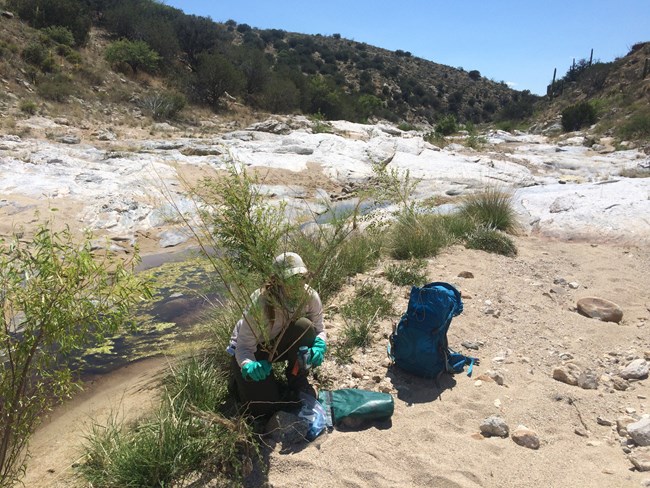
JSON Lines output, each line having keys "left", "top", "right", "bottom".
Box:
{"left": 538, "top": 41, "right": 650, "bottom": 147}
{"left": 0, "top": 0, "right": 536, "bottom": 129}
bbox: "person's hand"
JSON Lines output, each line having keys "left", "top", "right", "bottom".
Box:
{"left": 241, "top": 360, "right": 272, "bottom": 381}
{"left": 309, "top": 337, "right": 327, "bottom": 367}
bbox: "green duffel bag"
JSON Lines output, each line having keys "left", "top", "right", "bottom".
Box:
{"left": 318, "top": 388, "right": 394, "bottom": 427}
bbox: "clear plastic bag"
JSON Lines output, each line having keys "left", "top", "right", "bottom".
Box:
{"left": 297, "top": 392, "right": 327, "bottom": 441}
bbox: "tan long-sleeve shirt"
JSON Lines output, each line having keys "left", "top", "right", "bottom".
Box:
{"left": 228, "top": 285, "right": 326, "bottom": 367}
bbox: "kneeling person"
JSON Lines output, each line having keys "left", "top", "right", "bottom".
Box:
{"left": 227, "top": 252, "right": 327, "bottom": 417}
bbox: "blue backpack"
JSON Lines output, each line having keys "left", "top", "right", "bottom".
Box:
{"left": 389, "top": 282, "right": 477, "bottom": 378}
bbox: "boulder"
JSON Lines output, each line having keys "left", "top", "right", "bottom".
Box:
{"left": 553, "top": 363, "right": 581, "bottom": 386}
{"left": 628, "top": 419, "right": 650, "bottom": 447}
{"left": 2, "top": 11, "right": 14, "bottom": 19}
{"left": 629, "top": 447, "right": 650, "bottom": 472}
{"left": 620, "top": 359, "right": 649, "bottom": 380}
{"left": 59, "top": 134, "right": 81, "bottom": 145}
{"left": 618, "top": 416, "right": 638, "bottom": 436}
{"left": 480, "top": 416, "right": 509, "bottom": 438}
{"left": 512, "top": 425, "right": 540, "bottom": 449}
{"left": 577, "top": 297, "right": 624, "bottom": 323}
{"left": 158, "top": 229, "right": 189, "bottom": 248}
{"left": 246, "top": 119, "right": 291, "bottom": 135}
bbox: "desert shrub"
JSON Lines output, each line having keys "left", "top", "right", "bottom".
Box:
{"left": 194, "top": 51, "right": 245, "bottom": 109}
{"left": 19, "top": 99, "right": 38, "bottom": 114}
{"left": 42, "top": 25, "right": 75, "bottom": 46}
{"left": 384, "top": 259, "right": 427, "bottom": 286}
{"left": 105, "top": 39, "right": 161, "bottom": 75}
{"left": 460, "top": 188, "right": 518, "bottom": 234}
{"left": 64, "top": 49, "right": 82, "bottom": 65}
{"left": 397, "top": 122, "right": 417, "bottom": 131}
{"left": 435, "top": 114, "right": 458, "bottom": 135}
{"left": 436, "top": 213, "right": 476, "bottom": 241}
{"left": 468, "top": 70, "right": 481, "bottom": 81}
{"left": 465, "top": 226, "right": 517, "bottom": 256}
{"left": 141, "top": 91, "right": 186, "bottom": 120}
{"left": 618, "top": 111, "right": 650, "bottom": 140}
{"left": 36, "top": 73, "right": 74, "bottom": 101}
{"left": 21, "top": 42, "right": 51, "bottom": 70}
{"left": 561, "top": 102, "right": 597, "bottom": 132}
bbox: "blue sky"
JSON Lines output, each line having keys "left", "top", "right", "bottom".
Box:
{"left": 163, "top": 1, "right": 649, "bottom": 95}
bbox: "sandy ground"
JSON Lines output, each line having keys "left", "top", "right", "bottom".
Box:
{"left": 21, "top": 358, "right": 167, "bottom": 488}
{"left": 21, "top": 235, "right": 650, "bottom": 488}
{"left": 265, "top": 236, "right": 650, "bottom": 488}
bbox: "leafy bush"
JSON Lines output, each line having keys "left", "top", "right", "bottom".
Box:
{"left": 36, "top": 73, "right": 74, "bottom": 101}
{"left": 561, "top": 102, "right": 597, "bottom": 132}
{"left": 468, "top": 70, "right": 481, "bottom": 81}
{"left": 21, "top": 42, "right": 55, "bottom": 72}
{"left": 42, "top": 26, "right": 75, "bottom": 46}
{"left": 618, "top": 111, "right": 650, "bottom": 140}
{"left": 435, "top": 114, "right": 458, "bottom": 135}
{"left": 19, "top": 99, "right": 38, "bottom": 114}
{"left": 465, "top": 226, "right": 517, "bottom": 256}
{"left": 194, "top": 51, "right": 245, "bottom": 109}
{"left": 0, "top": 226, "right": 147, "bottom": 487}
{"left": 105, "top": 39, "right": 161, "bottom": 75}
{"left": 384, "top": 259, "right": 427, "bottom": 286}
{"left": 460, "top": 187, "right": 518, "bottom": 234}
{"left": 141, "top": 91, "right": 186, "bottom": 120}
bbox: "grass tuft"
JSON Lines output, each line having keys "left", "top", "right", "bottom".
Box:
{"left": 384, "top": 259, "right": 428, "bottom": 286}
{"left": 465, "top": 226, "right": 517, "bottom": 256}
{"left": 338, "top": 282, "right": 393, "bottom": 351}
{"left": 460, "top": 187, "right": 518, "bottom": 234}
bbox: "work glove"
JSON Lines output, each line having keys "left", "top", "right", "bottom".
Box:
{"left": 309, "top": 337, "right": 327, "bottom": 367}
{"left": 241, "top": 360, "right": 272, "bottom": 381}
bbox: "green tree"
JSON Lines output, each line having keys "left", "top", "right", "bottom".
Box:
{"left": 194, "top": 51, "right": 245, "bottom": 109}
{"left": 0, "top": 226, "right": 149, "bottom": 487}
{"left": 104, "top": 39, "right": 161, "bottom": 74}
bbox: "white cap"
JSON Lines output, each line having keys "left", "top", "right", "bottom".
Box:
{"left": 273, "top": 252, "right": 308, "bottom": 278}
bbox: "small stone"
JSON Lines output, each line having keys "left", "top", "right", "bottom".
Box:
{"left": 574, "top": 428, "right": 589, "bottom": 437}
{"left": 618, "top": 416, "right": 638, "bottom": 435}
{"left": 381, "top": 358, "right": 391, "bottom": 368}
{"left": 576, "top": 297, "right": 624, "bottom": 323}
{"left": 578, "top": 369, "right": 599, "bottom": 390}
{"left": 627, "top": 408, "right": 638, "bottom": 415}
{"left": 474, "top": 380, "right": 483, "bottom": 387}
{"left": 372, "top": 375, "right": 382, "bottom": 383}
{"left": 380, "top": 386, "right": 391, "bottom": 394}
{"left": 640, "top": 395, "right": 648, "bottom": 400}
{"left": 461, "top": 291, "right": 473, "bottom": 299}
{"left": 554, "top": 277, "right": 568, "bottom": 285}
{"left": 620, "top": 359, "right": 649, "bottom": 380}
{"left": 351, "top": 369, "right": 363, "bottom": 379}
{"left": 587, "top": 440, "right": 602, "bottom": 447}
{"left": 553, "top": 363, "right": 582, "bottom": 386}
{"left": 612, "top": 376, "right": 630, "bottom": 391}
{"left": 602, "top": 468, "right": 614, "bottom": 475}
{"left": 629, "top": 447, "right": 650, "bottom": 472}
{"left": 559, "top": 352, "right": 574, "bottom": 361}
{"left": 494, "top": 399, "right": 502, "bottom": 409}
{"left": 458, "top": 271, "right": 474, "bottom": 278}
{"left": 475, "top": 374, "right": 495, "bottom": 383}
{"left": 485, "top": 370, "right": 505, "bottom": 386}
{"left": 511, "top": 425, "right": 540, "bottom": 449}
{"left": 480, "top": 415, "right": 509, "bottom": 438}
{"left": 569, "top": 282, "right": 580, "bottom": 289}
{"left": 461, "top": 341, "right": 480, "bottom": 350}
{"left": 597, "top": 416, "right": 614, "bottom": 426}
{"left": 628, "top": 418, "right": 650, "bottom": 447}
